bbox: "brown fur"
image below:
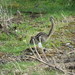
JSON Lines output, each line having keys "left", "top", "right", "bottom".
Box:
{"left": 30, "top": 16, "right": 55, "bottom": 44}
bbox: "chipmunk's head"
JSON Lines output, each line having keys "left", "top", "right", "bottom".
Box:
{"left": 50, "top": 16, "right": 54, "bottom": 21}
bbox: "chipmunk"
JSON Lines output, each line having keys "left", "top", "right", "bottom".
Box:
{"left": 30, "top": 16, "right": 55, "bottom": 44}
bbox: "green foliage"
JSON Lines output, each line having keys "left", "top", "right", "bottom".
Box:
{"left": 1, "top": 0, "right": 75, "bottom": 14}
{"left": 0, "top": 33, "right": 8, "bottom": 40}
{"left": 0, "top": 61, "right": 57, "bottom": 75}
{"left": 0, "top": 0, "right": 75, "bottom": 75}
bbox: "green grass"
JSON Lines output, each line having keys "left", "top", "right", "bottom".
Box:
{"left": 0, "top": 61, "right": 63, "bottom": 75}
{"left": 1, "top": 0, "right": 75, "bottom": 15}
{"left": 0, "top": 13, "right": 74, "bottom": 53}
{"left": 0, "top": 61, "right": 38, "bottom": 75}
{"left": 0, "top": 14, "right": 74, "bottom": 55}
{"left": 0, "top": 0, "right": 75, "bottom": 75}
{"left": 0, "top": 61, "right": 57, "bottom": 75}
